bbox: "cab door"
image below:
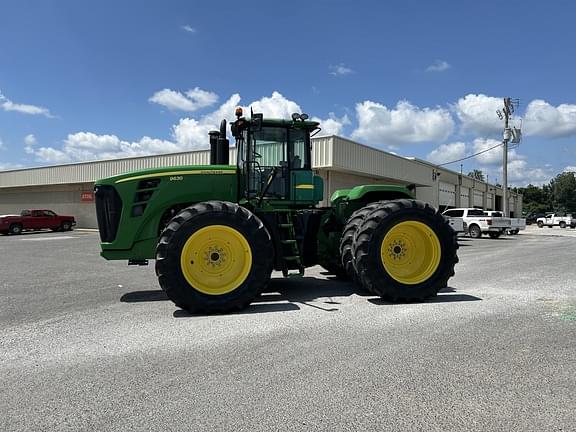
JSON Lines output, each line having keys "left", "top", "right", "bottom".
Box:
{"left": 30, "top": 210, "right": 47, "bottom": 229}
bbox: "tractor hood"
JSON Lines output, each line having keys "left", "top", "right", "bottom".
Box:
{"left": 95, "top": 164, "right": 237, "bottom": 186}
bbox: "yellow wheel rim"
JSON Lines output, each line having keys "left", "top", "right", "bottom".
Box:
{"left": 180, "top": 225, "right": 252, "bottom": 295}
{"left": 380, "top": 221, "right": 441, "bottom": 285}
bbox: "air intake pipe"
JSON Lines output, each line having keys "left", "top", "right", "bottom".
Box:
{"left": 209, "top": 120, "right": 229, "bottom": 165}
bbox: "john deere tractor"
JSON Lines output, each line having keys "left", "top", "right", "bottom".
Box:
{"left": 95, "top": 109, "right": 458, "bottom": 313}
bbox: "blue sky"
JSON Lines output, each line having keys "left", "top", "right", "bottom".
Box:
{"left": 1, "top": 0, "right": 575, "bottom": 185}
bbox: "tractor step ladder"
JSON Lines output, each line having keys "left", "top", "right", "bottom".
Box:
{"left": 277, "top": 212, "right": 305, "bottom": 278}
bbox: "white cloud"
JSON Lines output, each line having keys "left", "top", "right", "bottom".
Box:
{"left": 24, "top": 134, "right": 37, "bottom": 146}
{"left": 426, "top": 60, "right": 451, "bottom": 72}
{"left": 181, "top": 25, "right": 196, "bottom": 33}
{"left": 351, "top": 100, "right": 454, "bottom": 146}
{"left": 28, "top": 91, "right": 319, "bottom": 163}
{"left": 564, "top": 166, "right": 576, "bottom": 172}
{"left": 149, "top": 87, "right": 218, "bottom": 112}
{"left": 454, "top": 94, "right": 503, "bottom": 135}
{"left": 247, "top": 91, "right": 302, "bottom": 119}
{"left": 0, "top": 91, "right": 53, "bottom": 118}
{"left": 472, "top": 138, "right": 523, "bottom": 165}
{"left": 311, "top": 113, "right": 351, "bottom": 136}
{"left": 24, "top": 134, "right": 37, "bottom": 154}
{"left": 523, "top": 99, "right": 576, "bottom": 138}
{"left": 507, "top": 160, "right": 554, "bottom": 186}
{"left": 426, "top": 142, "right": 466, "bottom": 165}
{"left": 329, "top": 64, "right": 353, "bottom": 76}
{"left": 0, "top": 137, "right": 5, "bottom": 150}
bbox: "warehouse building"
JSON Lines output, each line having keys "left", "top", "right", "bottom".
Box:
{"left": 0, "top": 135, "right": 522, "bottom": 228}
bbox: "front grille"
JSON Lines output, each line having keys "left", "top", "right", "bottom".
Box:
{"left": 95, "top": 185, "right": 123, "bottom": 242}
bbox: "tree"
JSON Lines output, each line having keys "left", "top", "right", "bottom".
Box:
{"left": 467, "top": 169, "right": 485, "bottom": 182}
{"left": 517, "top": 184, "right": 552, "bottom": 215}
{"left": 551, "top": 172, "right": 576, "bottom": 213}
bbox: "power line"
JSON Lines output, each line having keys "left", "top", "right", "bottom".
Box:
{"left": 437, "top": 142, "right": 503, "bottom": 167}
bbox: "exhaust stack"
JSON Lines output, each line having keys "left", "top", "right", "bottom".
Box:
{"left": 209, "top": 120, "right": 229, "bottom": 165}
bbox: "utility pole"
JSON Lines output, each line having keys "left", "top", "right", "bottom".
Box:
{"left": 499, "top": 98, "right": 513, "bottom": 217}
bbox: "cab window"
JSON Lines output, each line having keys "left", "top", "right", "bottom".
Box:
{"left": 290, "top": 129, "right": 309, "bottom": 169}
{"left": 252, "top": 127, "right": 287, "bottom": 167}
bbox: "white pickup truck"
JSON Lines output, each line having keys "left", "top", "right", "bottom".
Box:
{"left": 484, "top": 211, "right": 526, "bottom": 235}
{"left": 442, "top": 208, "right": 509, "bottom": 239}
{"left": 444, "top": 217, "right": 466, "bottom": 234}
{"left": 536, "top": 213, "right": 574, "bottom": 229}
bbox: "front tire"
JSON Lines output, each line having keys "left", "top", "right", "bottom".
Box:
{"left": 469, "top": 224, "right": 482, "bottom": 239}
{"left": 537, "top": 221, "right": 544, "bottom": 228}
{"left": 61, "top": 221, "right": 72, "bottom": 231}
{"left": 559, "top": 221, "right": 567, "bottom": 229}
{"left": 352, "top": 199, "right": 458, "bottom": 301}
{"left": 156, "top": 201, "right": 274, "bottom": 314}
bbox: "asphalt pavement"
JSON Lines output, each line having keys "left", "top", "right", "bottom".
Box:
{"left": 0, "top": 229, "right": 574, "bottom": 431}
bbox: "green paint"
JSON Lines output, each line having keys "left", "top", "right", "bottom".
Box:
{"left": 559, "top": 305, "right": 576, "bottom": 321}
{"left": 98, "top": 166, "right": 239, "bottom": 260}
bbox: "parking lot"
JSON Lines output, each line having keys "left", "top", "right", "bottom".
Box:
{"left": 1, "top": 229, "right": 575, "bottom": 431}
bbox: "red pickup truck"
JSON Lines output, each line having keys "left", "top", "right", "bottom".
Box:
{"left": 0, "top": 209, "right": 76, "bottom": 235}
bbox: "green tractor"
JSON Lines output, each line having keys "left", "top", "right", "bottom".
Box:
{"left": 95, "top": 109, "right": 458, "bottom": 313}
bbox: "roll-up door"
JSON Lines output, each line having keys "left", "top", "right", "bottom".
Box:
{"left": 486, "top": 193, "right": 493, "bottom": 210}
{"left": 460, "top": 187, "right": 470, "bottom": 207}
{"left": 439, "top": 182, "right": 456, "bottom": 207}
{"left": 473, "top": 190, "right": 483, "bottom": 208}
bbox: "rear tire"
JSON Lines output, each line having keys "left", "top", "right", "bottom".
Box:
{"left": 9, "top": 224, "right": 22, "bottom": 235}
{"left": 469, "top": 224, "right": 482, "bottom": 239}
{"left": 155, "top": 201, "right": 273, "bottom": 314}
{"left": 352, "top": 199, "right": 458, "bottom": 301}
{"left": 488, "top": 231, "right": 501, "bottom": 239}
{"left": 339, "top": 202, "right": 381, "bottom": 285}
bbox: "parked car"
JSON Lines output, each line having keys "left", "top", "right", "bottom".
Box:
{"left": 536, "top": 213, "right": 573, "bottom": 229}
{"left": 484, "top": 210, "right": 526, "bottom": 235}
{"left": 442, "top": 208, "right": 509, "bottom": 239}
{"left": 0, "top": 209, "right": 76, "bottom": 235}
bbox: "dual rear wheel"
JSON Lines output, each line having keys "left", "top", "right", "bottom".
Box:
{"left": 339, "top": 200, "right": 458, "bottom": 301}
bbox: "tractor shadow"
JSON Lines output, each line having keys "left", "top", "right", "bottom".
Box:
{"left": 122, "top": 275, "right": 481, "bottom": 318}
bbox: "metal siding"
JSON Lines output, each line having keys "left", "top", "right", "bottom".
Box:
{"left": 311, "top": 136, "right": 333, "bottom": 167}
{"left": 331, "top": 137, "right": 431, "bottom": 186}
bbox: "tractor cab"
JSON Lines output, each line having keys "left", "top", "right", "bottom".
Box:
{"left": 231, "top": 110, "right": 323, "bottom": 206}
